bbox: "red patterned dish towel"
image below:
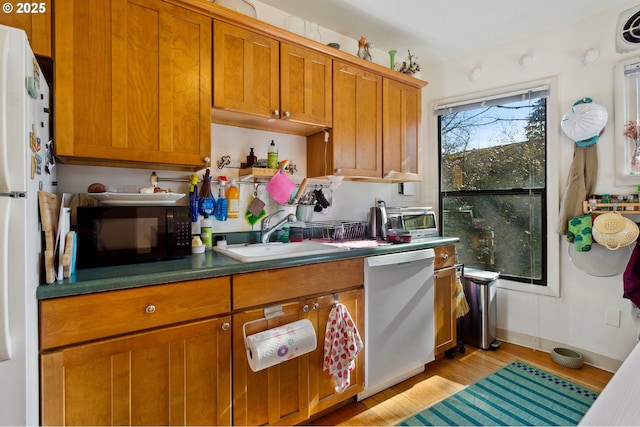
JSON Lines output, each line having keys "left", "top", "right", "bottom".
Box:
{"left": 323, "top": 302, "right": 363, "bottom": 393}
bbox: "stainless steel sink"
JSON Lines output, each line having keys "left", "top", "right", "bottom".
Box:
{"left": 213, "top": 241, "right": 349, "bottom": 262}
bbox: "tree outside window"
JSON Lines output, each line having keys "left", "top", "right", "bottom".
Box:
{"left": 439, "top": 94, "right": 547, "bottom": 285}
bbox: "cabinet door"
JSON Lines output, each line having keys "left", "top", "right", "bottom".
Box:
{"left": 383, "top": 78, "right": 422, "bottom": 181}
{"left": 212, "top": 20, "right": 279, "bottom": 119}
{"left": 330, "top": 61, "right": 382, "bottom": 177}
{"left": 280, "top": 43, "right": 332, "bottom": 127}
{"left": 0, "top": 0, "right": 51, "bottom": 57}
{"left": 434, "top": 266, "right": 457, "bottom": 357}
{"left": 41, "top": 317, "right": 232, "bottom": 426}
{"left": 232, "top": 302, "right": 309, "bottom": 426}
{"left": 55, "top": 0, "right": 211, "bottom": 169}
{"left": 308, "top": 289, "right": 364, "bottom": 415}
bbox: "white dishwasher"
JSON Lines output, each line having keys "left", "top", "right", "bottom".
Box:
{"left": 357, "top": 248, "right": 436, "bottom": 401}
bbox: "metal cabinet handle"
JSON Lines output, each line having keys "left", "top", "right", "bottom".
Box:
{"left": 313, "top": 302, "right": 319, "bottom": 310}
{"left": 441, "top": 253, "right": 449, "bottom": 259}
{"left": 302, "top": 304, "right": 310, "bottom": 312}
{"left": 221, "top": 322, "right": 230, "bottom": 331}
{"left": 283, "top": 111, "right": 290, "bottom": 118}
{"left": 145, "top": 304, "right": 156, "bottom": 314}
{"left": 273, "top": 109, "right": 279, "bottom": 116}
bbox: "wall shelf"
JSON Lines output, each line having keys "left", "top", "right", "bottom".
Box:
{"left": 238, "top": 167, "right": 278, "bottom": 182}
{"left": 582, "top": 200, "right": 640, "bottom": 214}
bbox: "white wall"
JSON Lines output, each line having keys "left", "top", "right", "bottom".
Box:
{"left": 421, "top": 1, "right": 640, "bottom": 367}
{"left": 57, "top": 1, "right": 640, "bottom": 367}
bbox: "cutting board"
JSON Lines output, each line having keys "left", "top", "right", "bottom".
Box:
{"left": 38, "top": 191, "right": 59, "bottom": 284}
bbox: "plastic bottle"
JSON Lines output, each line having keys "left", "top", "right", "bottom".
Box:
{"left": 189, "top": 174, "right": 198, "bottom": 223}
{"left": 214, "top": 178, "right": 228, "bottom": 221}
{"left": 268, "top": 140, "right": 278, "bottom": 169}
{"left": 227, "top": 179, "right": 239, "bottom": 218}
{"left": 201, "top": 215, "right": 213, "bottom": 251}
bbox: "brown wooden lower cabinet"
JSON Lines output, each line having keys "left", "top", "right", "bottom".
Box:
{"left": 434, "top": 244, "right": 458, "bottom": 358}
{"left": 308, "top": 289, "right": 364, "bottom": 415}
{"left": 41, "top": 317, "right": 232, "bottom": 426}
{"left": 434, "top": 265, "right": 457, "bottom": 357}
{"left": 38, "top": 257, "right": 367, "bottom": 426}
{"left": 232, "top": 288, "right": 364, "bottom": 426}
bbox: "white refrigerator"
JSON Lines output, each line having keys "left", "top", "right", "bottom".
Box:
{"left": 0, "top": 24, "right": 54, "bottom": 425}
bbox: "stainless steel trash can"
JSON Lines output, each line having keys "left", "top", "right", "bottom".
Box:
{"left": 462, "top": 269, "right": 500, "bottom": 350}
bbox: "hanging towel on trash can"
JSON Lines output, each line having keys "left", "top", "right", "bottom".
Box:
{"left": 323, "top": 302, "right": 363, "bottom": 393}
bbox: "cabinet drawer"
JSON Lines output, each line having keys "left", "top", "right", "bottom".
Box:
{"left": 233, "top": 258, "right": 364, "bottom": 310}
{"left": 40, "top": 277, "right": 231, "bottom": 350}
{"left": 434, "top": 244, "right": 456, "bottom": 270}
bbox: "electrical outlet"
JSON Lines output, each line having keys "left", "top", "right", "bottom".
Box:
{"left": 605, "top": 308, "right": 621, "bottom": 327}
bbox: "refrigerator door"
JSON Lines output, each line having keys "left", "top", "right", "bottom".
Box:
{"left": 0, "top": 197, "right": 10, "bottom": 360}
{"left": 0, "top": 27, "right": 9, "bottom": 194}
{"left": 0, "top": 24, "right": 50, "bottom": 196}
{"left": 0, "top": 24, "right": 52, "bottom": 426}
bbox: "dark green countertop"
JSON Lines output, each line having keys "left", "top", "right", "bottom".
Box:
{"left": 36, "top": 237, "right": 459, "bottom": 300}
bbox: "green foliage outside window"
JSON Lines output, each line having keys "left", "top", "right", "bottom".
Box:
{"left": 440, "top": 97, "right": 547, "bottom": 284}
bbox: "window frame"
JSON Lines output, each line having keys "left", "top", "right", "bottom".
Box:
{"left": 432, "top": 78, "right": 560, "bottom": 297}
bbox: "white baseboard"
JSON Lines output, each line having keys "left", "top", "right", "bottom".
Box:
{"left": 496, "top": 328, "right": 621, "bottom": 373}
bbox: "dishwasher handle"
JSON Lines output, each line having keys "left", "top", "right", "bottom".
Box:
{"left": 365, "top": 248, "right": 435, "bottom": 268}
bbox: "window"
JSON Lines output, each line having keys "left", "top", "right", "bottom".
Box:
{"left": 437, "top": 87, "right": 548, "bottom": 285}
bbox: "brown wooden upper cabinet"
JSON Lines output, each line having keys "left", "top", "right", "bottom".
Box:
{"left": 212, "top": 20, "right": 332, "bottom": 135}
{"left": 54, "top": 0, "right": 212, "bottom": 170}
{"left": 0, "top": 0, "right": 51, "bottom": 57}
{"left": 308, "top": 61, "right": 383, "bottom": 178}
{"left": 308, "top": 65, "right": 425, "bottom": 181}
{"left": 383, "top": 78, "right": 422, "bottom": 182}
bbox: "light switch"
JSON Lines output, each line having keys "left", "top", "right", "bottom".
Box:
{"left": 605, "top": 308, "right": 621, "bottom": 327}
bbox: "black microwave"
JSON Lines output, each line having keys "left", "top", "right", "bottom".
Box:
{"left": 76, "top": 206, "right": 192, "bottom": 268}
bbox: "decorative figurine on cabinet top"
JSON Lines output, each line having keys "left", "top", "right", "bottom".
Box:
{"left": 357, "top": 36, "right": 373, "bottom": 61}
{"left": 397, "top": 50, "right": 420, "bottom": 76}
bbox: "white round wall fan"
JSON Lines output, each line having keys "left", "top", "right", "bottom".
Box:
{"left": 616, "top": 6, "right": 640, "bottom": 54}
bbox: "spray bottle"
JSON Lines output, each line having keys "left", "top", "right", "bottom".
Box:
{"left": 214, "top": 177, "right": 228, "bottom": 221}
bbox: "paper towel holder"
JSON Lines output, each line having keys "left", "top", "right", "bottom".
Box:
{"left": 242, "top": 304, "right": 284, "bottom": 350}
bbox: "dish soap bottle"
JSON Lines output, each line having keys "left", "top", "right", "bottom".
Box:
{"left": 201, "top": 215, "right": 213, "bottom": 251}
{"left": 268, "top": 140, "right": 278, "bottom": 169}
{"left": 246, "top": 147, "right": 257, "bottom": 168}
{"left": 214, "top": 177, "right": 228, "bottom": 221}
{"left": 227, "top": 178, "right": 239, "bottom": 218}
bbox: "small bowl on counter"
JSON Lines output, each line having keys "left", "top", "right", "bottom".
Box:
{"left": 387, "top": 229, "right": 412, "bottom": 244}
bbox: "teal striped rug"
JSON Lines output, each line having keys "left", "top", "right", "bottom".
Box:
{"left": 399, "top": 360, "right": 599, "bottom": 426}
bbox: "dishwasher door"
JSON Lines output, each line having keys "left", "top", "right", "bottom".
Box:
{"left": 358, "top": 248, "right": 435, "bottom": 400}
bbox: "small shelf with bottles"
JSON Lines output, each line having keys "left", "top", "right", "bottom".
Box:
{"left": 582, "top": 200, "right": 640, "bottom": 214}
{"left": 238, "top": 167, "right": 278, "bottom": 181}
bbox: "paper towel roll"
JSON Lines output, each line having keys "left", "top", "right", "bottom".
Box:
{"left": 245, "top": 319, "right": 317, "bottom": 372}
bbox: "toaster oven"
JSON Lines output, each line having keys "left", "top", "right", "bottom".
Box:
{"left": 385, "top": 206, "right": 438, "bottom": 240}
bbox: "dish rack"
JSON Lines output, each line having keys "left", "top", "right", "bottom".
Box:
{"left": 302, "top": 220, "right": 367, "bottom": 241}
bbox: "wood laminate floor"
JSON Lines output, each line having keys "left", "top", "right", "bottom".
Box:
{"left": 311, "top": 342, "right": 614, "bottom": 426}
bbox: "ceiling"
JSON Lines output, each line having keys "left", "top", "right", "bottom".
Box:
{"left": 257, "top": 0, "right": 635, "bottom": 65}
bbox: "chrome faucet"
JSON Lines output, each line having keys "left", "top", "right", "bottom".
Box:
{"left": 260, "top": 211, "right": 297, "bottom": 243}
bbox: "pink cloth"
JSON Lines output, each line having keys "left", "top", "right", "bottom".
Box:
{"left": 323, "top": 302, "right": 363, "bottom": 393}
{"left": 265, "top": 171, "right": 296, "bottom": 205}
